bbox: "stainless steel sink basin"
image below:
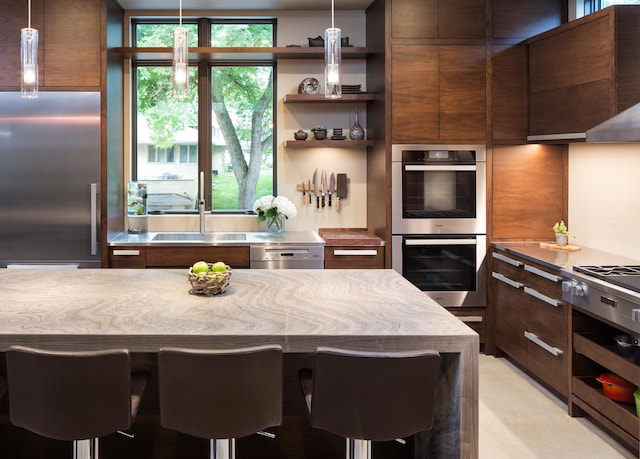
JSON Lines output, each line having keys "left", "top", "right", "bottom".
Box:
{"left": 152, "top": 232, "right": 246, "bottom": 242}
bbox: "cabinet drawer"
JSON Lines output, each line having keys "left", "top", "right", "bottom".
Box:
{"left": 109, "top": 248, "right": 146, "bottom": 268}
{"left": 146, "top": 246, "right": 250, "bottom": 269}
{"left": 526, "top": 331, "right": 567, "bottom": 397}
{"left": 491, "top": 251, "right": 523, "bottom": 281}
{"left": 449, "top": 308, "right": 485, "bottom": 344}
{"left": 523, "top": 263, "right": 563, "bottom": 300}
{"left": 324, "top": 246, "right": 384, "bottom": 269}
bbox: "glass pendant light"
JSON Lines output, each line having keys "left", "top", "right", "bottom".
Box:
{"left": 172, "top": 0, "right": 188, "bottom": 98}
{"left": 21, "top": 0, "right": 38, "bottom": 99}
{"left": 325, "top": 0, "right": 342, "bottom": 99}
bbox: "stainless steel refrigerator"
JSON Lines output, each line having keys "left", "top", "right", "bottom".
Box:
{"left": 0, "top": 92, "right": 101, "bottom": 268}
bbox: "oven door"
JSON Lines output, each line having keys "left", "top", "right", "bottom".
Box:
{"left": 392, "top": 235, "right": 486, "bottom": 307}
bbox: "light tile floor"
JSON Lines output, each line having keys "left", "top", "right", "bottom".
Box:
{"left": 479, "top": 354, "right": 636, "bottom": 458}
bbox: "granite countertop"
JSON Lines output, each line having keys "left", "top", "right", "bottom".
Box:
{"left": 108, "top": 230, "right": 325, "bottom": 247}
{"left": 0, "top": 268, "right": 475, "bottom": 351}
{"left": 492, "top": 241, "right": 640, "bottom": 272}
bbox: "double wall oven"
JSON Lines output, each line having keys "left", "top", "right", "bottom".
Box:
{"left": 391, "top": 144, "right": 487, "bottom": 307}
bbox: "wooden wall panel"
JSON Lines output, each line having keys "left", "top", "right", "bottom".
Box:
{"left": 492, "top": 0, "right": 565, "bottom": 40}
{"left": 439, "top": 0, "right": 486, "bottom": 39}
{"left": 391, "top": 0, "right": 438, "bottom": 39}
{"left": 492, "top": 144, "right": 567, "bottom": 240}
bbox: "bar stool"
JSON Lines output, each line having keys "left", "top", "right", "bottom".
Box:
{"left": 158, "top": 344, "right": 283, "bottom": 459}
{"left": 0, "top": 374, "right": 7, "bottom": 401}
{"left": 6, "top": 345, "right": 148, "bottom": 459}
{"left": 299, "top": 347, "right": 441, "bottom": 459}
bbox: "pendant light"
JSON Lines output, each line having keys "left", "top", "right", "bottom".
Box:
{"left": 21, "top": 0, "right": 38, "bottom": 99}
{"left": 324, "top": 0, "right": 342, "bottom": 99}
{"left": 172, "top": 0, "right": 188, "bottom": 98}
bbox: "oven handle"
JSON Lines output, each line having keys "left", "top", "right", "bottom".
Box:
{"left": 404, "top": 165, "right": 477, "bottom": 172}
{"left": 405, "top": 238, "right": 478, "bottom": 246}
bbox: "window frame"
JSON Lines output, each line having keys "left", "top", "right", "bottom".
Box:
{"left": 130, "top": 17, "right": 277, "bottom": 214}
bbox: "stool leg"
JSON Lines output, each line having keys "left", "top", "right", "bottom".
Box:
{"left": 346, "top": 438, "right": 371, "bottom": 459}
{"left": 73, "top": 438, "right": 98, "bottom": 459}
{"left": 211, "top": 438, "right": 236, "bottom": 459}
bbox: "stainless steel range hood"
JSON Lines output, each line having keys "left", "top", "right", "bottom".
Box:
{"left": 527, "top": 103, "right": 640, "bottom": 143}
{"left": 585, "top": 103, "right": 640, "bottom": 142}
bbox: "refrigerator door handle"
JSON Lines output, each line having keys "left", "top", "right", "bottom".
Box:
{"left": 90, "top": 183, "right": 98, "bottom": 256}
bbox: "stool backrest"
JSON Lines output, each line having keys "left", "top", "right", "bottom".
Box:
{"left": 158, "top": 344, "right": 282, "bottom": 440}
{"left": 6, "top": 345, "right": 133, "bottom": 441}
{"left": 310, "top": 347, "right": 440, "bottom": 441}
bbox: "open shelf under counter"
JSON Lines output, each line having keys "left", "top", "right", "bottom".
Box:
{"left": 283, "top": 93, "right": 376, "bottom": 103}
{"left": 112, "top": 46, "right": 376, "bottom": 61}
{"left": 284, "top": 139, "right": 375, "bottom": 148}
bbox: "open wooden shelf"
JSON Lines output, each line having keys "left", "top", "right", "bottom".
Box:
{"left": 112, "top": 46, "right": 375, "bottom": 61}
{"left": 284, "top": 140, "right": 375, "bottom": 148}
{"left": 283, "top": 93, "right": 376, "bottom": 103}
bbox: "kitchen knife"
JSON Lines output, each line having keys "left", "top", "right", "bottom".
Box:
{"left": 336, "top": 173, "right": 347, "bottom": 211}
{"left": 329, "top": 173, "right": 335, "bottom": 207}
{"left": 308, "top": 179, "right": 312, "bottom": 205}
{"left": 313, "top": 169, "right": 319, "bottom": 209}
{"left": 321, "top": 170, "right": 326, "bottom": 208}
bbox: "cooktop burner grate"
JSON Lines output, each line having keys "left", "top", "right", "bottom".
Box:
{"left": 574, "top": 265, "right": 640, "bottom": 279}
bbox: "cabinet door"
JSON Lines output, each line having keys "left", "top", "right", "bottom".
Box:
{"left": 391, "top": 0, "right": 485, "bottom": 39}
{"left": 492, "top": 251, "right": 527, "bottom": 365}
{"left": 324, "top": 246, "right": 384, "bottom": 269}
{"left": 439, "top": 45, "right": 486, "bottom": 140}
{"left": 391, "top": 45, "right": 439, "bottom": 140}
{"left": 145, "top": 246, "right": 250, "bottom": 269}
{"left": 43, "top": 0, "right": 101, "bottom": 88}
{"left": 492, "top": 45, "right": 527, "bottom": 141}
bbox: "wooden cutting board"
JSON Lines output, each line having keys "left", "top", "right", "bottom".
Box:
{"left": 319, "top": 228, "right": 383, "bottom": 246}
{"left": 539, "top": 242, "right": 581, "bottom": 251}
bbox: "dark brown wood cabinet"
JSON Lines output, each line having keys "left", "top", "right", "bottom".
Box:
{"left": 491, "top": 247, "right": 568, "bottom": 398}
{"left": 391, "top": 0, "right": 486, "bottom": 39}
{"left": 527, "top": 5, "right": 640, "bottom": 137}
{"left": 109, "top": 246, "right": 250, "bottom": 269}
{"left": 391, "top": 44, "right": 486, "bottom": 142}
{"left": 491, "top": 144, "right": 567, "bottom": 240}
{"left": 0, "top": 0, "right": 102, "bottom": 90}
{"left": 323, "top": 246, "right": 385, "bottom": 269}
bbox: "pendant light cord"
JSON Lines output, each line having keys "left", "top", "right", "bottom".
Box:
{"left": 179, "top": 0, "right": 183, "bottom": 27}
{"left": 331, "top": 0, "right": 335, "bottom": 29}
{"left": 28, "top": 0, "right": 32, "bottom": 28}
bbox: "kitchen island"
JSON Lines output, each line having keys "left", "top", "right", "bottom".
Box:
{"left": 0, "top": 268, "right": 478, "bottom": 458}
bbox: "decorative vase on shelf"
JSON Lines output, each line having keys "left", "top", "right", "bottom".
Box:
{"left": 266, "top": 214, "right": 285, "bottom": 234}
{"left": 349, "top": 105, "right": 365, "bottom": 140}
{"left": 555, "top": 233, "right": 568, "bottom": 246}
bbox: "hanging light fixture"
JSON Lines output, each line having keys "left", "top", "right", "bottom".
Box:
{"left": 172, "top": 0, "right": 188, "bottom": 98}
{"left": 21, "top": 0, "right": 38, "bottom": 99}
{"left": 324, "top": 0, "right": 342, "bottom": 99}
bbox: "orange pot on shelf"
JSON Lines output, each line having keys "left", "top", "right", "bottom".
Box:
{"left": 596, "top": 373, "right": 636, "bottom": 404}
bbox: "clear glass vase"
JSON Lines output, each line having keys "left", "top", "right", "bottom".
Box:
{"left": 266, "top": 214, "right": 285, "bottom": 234}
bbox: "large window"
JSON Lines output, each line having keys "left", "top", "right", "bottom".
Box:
{"left": 582, "top": 0, "right": 640, "bottom": 15}
{"left": 132, "top": 19, "right": 275, "bottom": 213}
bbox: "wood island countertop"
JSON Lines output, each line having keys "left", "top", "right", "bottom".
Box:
{"left": 0, "top": 268, "right": 478, "bottom": 458}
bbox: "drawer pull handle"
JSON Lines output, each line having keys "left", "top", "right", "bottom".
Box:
{"left": 112, "top": 250, "right": 140, "bottom": 256}
{"left": 492, "top": 272, "right": 523, "bottom": 289}
{"left": 524, "top": 286, "right": 562, "bottom": 307}
{"left": 524, "top": 331, "right": 563, "bottom": 356}
{"left": 492, "top": 252, "right": 523, "bottom": 267}
{"left": 524, "top": 264, "right": 561, "bottom": 282}
{"left": 333, "top": 249, "right": 378, "bottom": 256}
{"left": 459, "top": 316, "right": 483, "bottom": 323}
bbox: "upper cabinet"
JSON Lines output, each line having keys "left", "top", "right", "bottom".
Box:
{"left": 527, "top": 6, "right": 640, "bottom": 140}
{"left": 0, "top": 0, "right": 102, "bottom": 90}
{"left": 391, "top": 0, "right": 486, "bottom": 39}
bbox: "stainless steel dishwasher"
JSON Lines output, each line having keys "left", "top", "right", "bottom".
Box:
{"left": 250, "top": 245, "right": 324, "bottom": 269}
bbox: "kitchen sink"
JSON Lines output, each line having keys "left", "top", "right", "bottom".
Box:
{"left": 152, "top": 232, "right": 246, "bottom": 242}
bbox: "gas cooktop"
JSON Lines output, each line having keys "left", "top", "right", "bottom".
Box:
{"left": 574, "top": 265, "right": 640, "bottom": 294}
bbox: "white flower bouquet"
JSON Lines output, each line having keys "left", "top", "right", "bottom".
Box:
{"left": 253, "top": 195, "right": 297, "bottom": 233}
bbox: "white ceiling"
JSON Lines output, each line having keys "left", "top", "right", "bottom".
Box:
{"left": 118, "top": 0, "right": 373, "bottom": 10}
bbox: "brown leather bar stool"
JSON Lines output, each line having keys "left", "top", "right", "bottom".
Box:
{"left": 299, "top": 347, "right": 441, "bottom": 459}
{"left": 158, "top": 344, "right": 283, "bottom": 459}
{"left": 6, "top": 345, "right": 148, "bottom": 459}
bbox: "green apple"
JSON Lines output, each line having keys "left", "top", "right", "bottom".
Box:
{"left": 211, "top": 261, "right": 227, "bottom": 273}
{"left": 192, "top": 261, "right": 209, "bottom": 274}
